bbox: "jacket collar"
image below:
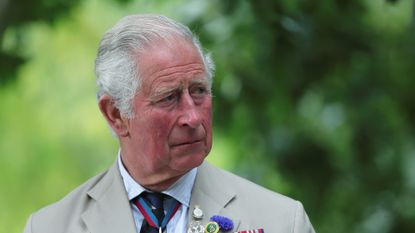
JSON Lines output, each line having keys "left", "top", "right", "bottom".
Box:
{"left": 81, "top": 162, "right": 137, "bottom": 233}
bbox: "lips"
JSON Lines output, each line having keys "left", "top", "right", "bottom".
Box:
{"left": 171, "top": 138, "right": 203, "bottom": 147}
{"left": 169, "top": 127, "right": 207, "bottom": 148}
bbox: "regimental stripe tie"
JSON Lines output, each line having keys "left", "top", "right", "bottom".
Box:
{"left": 134, "top": 192, "right": 181, "bottom": 233}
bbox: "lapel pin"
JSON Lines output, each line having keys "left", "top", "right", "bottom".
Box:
{"left": 187, "top": 205, "right": 205, "bottom": 233}
{"left": 204, "top": 221, "right": 219, "bottom": 233}
{"left": 192, "top": 205, "right": 204, "bottom": 219}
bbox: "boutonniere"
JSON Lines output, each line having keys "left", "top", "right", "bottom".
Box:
{"left": 208, "top": 215, "right": 234, "bottom": 232}
{"left": 208, "top": 214, "right": 265, "bottom": 233}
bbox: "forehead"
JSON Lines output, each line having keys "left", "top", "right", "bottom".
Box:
{"left": 137, "top": 38, "right": 206, "bottom": 87}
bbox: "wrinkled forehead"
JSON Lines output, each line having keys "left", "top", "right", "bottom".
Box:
{"left": 136, "top": 38, "right": 207, "bottom": 83}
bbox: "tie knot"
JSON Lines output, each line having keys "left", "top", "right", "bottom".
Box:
{"left": 141, "top": 192, "right": 165, "bottom": 210}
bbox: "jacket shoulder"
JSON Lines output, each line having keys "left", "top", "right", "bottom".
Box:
{"left": 199, "top": 162, "right": 315, "bottom": 233}
{"left": 26, "top": 168, "right": 110, "bottom": 233}
{"left": 201, "top": 162, "right": 296, "bottom": 206}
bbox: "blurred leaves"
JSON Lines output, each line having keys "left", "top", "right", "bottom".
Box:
{"left": 0, "top": 0, "right": 135, "bottom": 85}
{"left": 0, "top": 0, "right": 81, "bottom": 85}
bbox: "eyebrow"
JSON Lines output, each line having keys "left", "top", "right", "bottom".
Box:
{"left": 147, "top": 86, "right": 179, "bottom": 103}
{"left": 189, "top": 78, "right": 209, "bottom": 86}
{"left": 149, "top": 78, "right": 210, "bottom": 99}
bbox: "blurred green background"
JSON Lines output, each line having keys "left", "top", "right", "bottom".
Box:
{"left": 1, "top": 0, "right": 415, "bottom": 232}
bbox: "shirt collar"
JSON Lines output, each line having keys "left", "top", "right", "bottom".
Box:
{"left": 117, "top": 151, "right": 197, "bottom": 207}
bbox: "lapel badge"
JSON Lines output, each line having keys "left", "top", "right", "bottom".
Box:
{"left": 192, "top": 205, "right": 204, "bottom": 219}
{"left": 188, "top": 222, "right": 204, "bottom": 233}
{"left": 204, "top": 221, "right": 219, "bottom": 233}
{"left": 187, "top": 205, "right": 205, "bottom": 233}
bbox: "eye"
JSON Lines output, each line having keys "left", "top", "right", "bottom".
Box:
{"left": 164, "top": 94, "right": 176, "bottom": 101}
{"left": 190, "top": 85, "right": 209, "bottom": 97}
{"left": 157, "top": 92, "right": 179, "bottom": 106}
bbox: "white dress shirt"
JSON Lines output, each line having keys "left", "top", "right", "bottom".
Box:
{"left": 117, "top": 152, "right": 197, "bottom": 233}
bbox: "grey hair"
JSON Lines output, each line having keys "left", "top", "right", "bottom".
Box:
{"left": 95, "top": 14, "right": 215, "bottom": 118}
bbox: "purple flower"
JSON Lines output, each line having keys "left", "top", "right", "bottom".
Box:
{"left": 209, "top": 215, "right": 234, "bottom": 232}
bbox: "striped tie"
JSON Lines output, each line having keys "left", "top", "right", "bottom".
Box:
{"left": 139, "top": 192, "right": 165, "bottom": 233}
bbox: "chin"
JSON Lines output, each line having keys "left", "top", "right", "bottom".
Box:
{"left": 172, "top": 154, "right": 206, "bottom": 172}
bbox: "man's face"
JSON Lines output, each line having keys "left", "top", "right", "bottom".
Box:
{"left": 121, "top": 38, "right": 212, "bottom": 190}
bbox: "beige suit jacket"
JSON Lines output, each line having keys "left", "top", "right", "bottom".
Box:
{"left": 24, "top": 161, "right": 315, "bottom": 233}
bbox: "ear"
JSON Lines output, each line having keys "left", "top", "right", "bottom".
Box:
{"left": 98, "top": 95, "right": 130, "bottom": 137}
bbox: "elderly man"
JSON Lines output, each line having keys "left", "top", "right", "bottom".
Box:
{"left": 24, "top": 14, "right": 316, "bottom": 233}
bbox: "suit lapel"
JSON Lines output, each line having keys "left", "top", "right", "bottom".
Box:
{"left": 80, "top": 161, "right": 242, "bottom": 233}
{"left": 81, "top": 162, "right": 137, "bottom": 233}
{"left": 188, "top": 162, "right": 241, "bottom": 231}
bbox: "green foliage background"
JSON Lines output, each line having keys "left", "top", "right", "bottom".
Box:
{"left": 1, "top": 0, "right": 414, "bottom": 232}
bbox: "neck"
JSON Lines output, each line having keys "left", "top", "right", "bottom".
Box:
{"left": 118, "top": 141, "right": 192, "bottom": 192}
{"left": 119, "top": 155, "right": 186, "bottom": 192}
{"left": 141, "top": 175, "right": 182, "bottom": 192}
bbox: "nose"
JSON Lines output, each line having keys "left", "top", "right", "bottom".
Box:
{"left": 177, "top": 91, "right": 202, "bottom": 128}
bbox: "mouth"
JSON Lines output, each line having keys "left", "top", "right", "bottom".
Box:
{"left": 171, "top": 138, "right": 203, "bottom": 147}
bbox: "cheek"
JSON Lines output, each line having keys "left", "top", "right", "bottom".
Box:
{"left": 204, "top": 114, "right": 212, "bottom": 135}
{"left": 203, "top": 101, "right": 212, "bottom": 125}
{"left": 202, "top": 104, "right": 213, "bottom": 145}
{"left": 131, "top": 112, "right": 174, "bottom": 154}
{"left": 147, "top": 114, "right": 176, "bottom": 152}
{"left": 153, "top": 120, "right": 172, "bottom": 141}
